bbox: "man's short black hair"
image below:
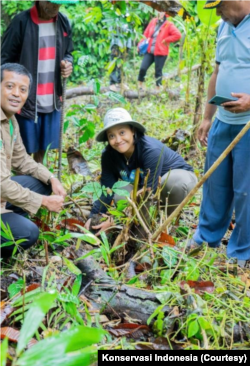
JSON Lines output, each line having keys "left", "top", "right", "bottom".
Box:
{"left": 1, "top": 63, "right": 33, "bottom": 91}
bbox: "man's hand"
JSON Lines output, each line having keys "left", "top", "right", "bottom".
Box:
{"left": 85, "top": 218, "right": 91, "bottom": 231}
{"left": 197, "top": 119, "right": 212, "bottom": 146}
{"left": 42, "top": 195, "right": 64, "bottom": 212}
{"left": 85, "top": 215, "right": 114, "bottom": 236}
{"left": 50, "top": 177, "right": 66, "bottom": 198}
{"left": 60, "top": 60, "right": 73, "bottom": 78}
{"left": 222, "top": 93, "right": 250, "bottom": 113}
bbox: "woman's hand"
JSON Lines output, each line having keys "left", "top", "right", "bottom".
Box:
{"left": 92, "top": 214, "right": 114, "bottom": 236}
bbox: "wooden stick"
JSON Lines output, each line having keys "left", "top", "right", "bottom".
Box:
{"left": 58, "top": 77, "right": 67, "bottom": 181}
{"left": 127, "top": 197, "right": 154, "bottom": 260}
{"left": 152, "top": 120, "right": 250, "bottom": 241}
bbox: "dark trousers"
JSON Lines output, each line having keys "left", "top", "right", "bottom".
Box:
{"left": 1, "top": 176, "right": 52, "bottom": 257}
{"left": 110, "top": 45, "right": 121, "bottom": 85}
{"left": 138, "top": 52, "right": 167, "bottom": 86}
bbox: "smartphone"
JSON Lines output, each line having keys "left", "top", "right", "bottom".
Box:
{"left": 208, "top": 95, "right": 238, "bottom": 106}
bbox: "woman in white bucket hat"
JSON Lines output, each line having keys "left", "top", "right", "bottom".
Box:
{"left": 85, "top": 108, "right": 197, "bottom": 234}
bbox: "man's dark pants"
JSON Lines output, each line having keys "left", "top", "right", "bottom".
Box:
{"left": 1, "top": 176, "right": 52, "bottom": 257}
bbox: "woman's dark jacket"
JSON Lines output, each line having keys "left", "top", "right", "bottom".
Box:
{"left": 90, "top": 135, "right": 193, "bottom": 216}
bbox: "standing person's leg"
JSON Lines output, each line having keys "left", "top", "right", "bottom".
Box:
{"left": 38, "top": 110, "right": 61, "bottom": 164}
{"left": 227, "top": 125, "right": 250, "bottom": 261}
{"left": 193, "top": 119, "right": 234, "bottom": 247}
{"left": 1, "top": 213, "right": 39, "bottom": 257}
{"left": 5, "top": 175, "right": 52, "bottom": 215}
{"left": 160, "top": 169, "right": 197, "bottom": 216}
{"left": 16, "top": 114, "right": 41, "bottom": 156}
{"left": 154, "top": 55, "right": 167, "bottom": 86}
{"left": 110, "top": 45, "right": 121, "bottom": 86}
{"left": 138, "top": 53, "right": 155, "bottom": 88}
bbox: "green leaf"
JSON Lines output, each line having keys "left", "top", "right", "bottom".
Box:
{"left": 198, "top": 316, "right": 211, "bottom": 330}
{"left": 17, "top": 326, "right": 107, "bottom": 366}
{"left": 160, "top": 270, "right": 174, "bottom": 284}
{"left": 63, "top": 257, "right": 82, "bottom": 276}
{"left": 188, "top": 319, "right": 199, "bottom": 338}
{"left": 12, "top": 287, "right": 42, "bottom": 307}
{"left": 92, "top": 79, "right": 101, "bottom": 95}
{"left": 72, "top": 275, "right": 82, "bottom": 296}
{"left": 17, "top": 291, "right": 58, "bottom": 355}
{"left": 112, "top": 188, "right": 130, "bottom": 197}
{"left": 197, "top": 1, "right": 220, "bottom": 25}
{"left": 69, "top": 231, "right": 100, "bottom": 246}
{"left": 64, "top": 302, "right": 84, "bottom": 326}
{"left": 64, "top": 120, "right": 69, "bottom": 133}
{"left": 108, "top": 210, "right": 125, "bottom": 217}
{"left": 0, "top": 337, "right": 8, "bottom": 366}
{"left": 104, "top": 91, "right": 126, "bottom": 104}
{"left": 8, "top": 278, "right": 25, "bottom": 298}
{"left": 161, "top": 247, "right": 178, "bottom": 268}
{"left": 116, "top": 199, "right": 128, "bottom": 211}
{"left": 112, "top": 181, "right": 129, "bottom": 189}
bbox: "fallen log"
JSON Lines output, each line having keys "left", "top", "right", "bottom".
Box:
{"left": 66, "top": 86, "right": 179, "bottom": 100}
{"left": 72, "top": 245, "right": 170, "bottom": 324}
{"left": 66, "top": 64, "right": 200, "bottom": 100}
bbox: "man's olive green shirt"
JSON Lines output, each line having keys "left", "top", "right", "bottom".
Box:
{"left": 0, "top": 108, "right": 51, "bottom": 215}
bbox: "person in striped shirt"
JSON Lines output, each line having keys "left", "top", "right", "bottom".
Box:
{"left": 1, "top": 1, "right": 77, "bottom": 163}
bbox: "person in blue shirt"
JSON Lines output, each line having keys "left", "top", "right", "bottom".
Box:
{"left": 85, "top": 108, "right": 197, "bottom": 234}
{"left": 190, "top": 1, "right": 250, "bottom": 268}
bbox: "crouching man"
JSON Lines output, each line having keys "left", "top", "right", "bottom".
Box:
{"left": 0, "top": 63, "right": 66, "bottom": 257}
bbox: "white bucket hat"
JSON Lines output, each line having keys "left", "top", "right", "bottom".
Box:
{"left": 95, "top": 108, "right": 146, "bottom": 142}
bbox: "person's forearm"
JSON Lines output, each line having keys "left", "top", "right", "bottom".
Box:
{"left": 203, "top": 68, "right": 218, "bottom": 122}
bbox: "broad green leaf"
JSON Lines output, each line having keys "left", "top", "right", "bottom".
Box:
{"left": 17, "top": 326, "right": 107, "bottom": 366}
{"left": 108, "top": 210, "right": 125, "bottom": 217}
{"left": 17, "top": 291, "right": 58, "bottom": 354}
{"left": 160, "top": 269, "right": 174, "bottom": 284}
{"left": 112, "top": 181, "right": 129, "bottom": 189}
{"left": 8, "top": 278, "right": 24, "bottom": 298}
{"left": 198, "top": 317, "right": 211, "bottom": 330}
{"left": 18, "top": 345, "right": 97, "bottom": 366}
{"left": 161, "top": 247, "right": 178, "bottom": 268}
{"left": 112, "top": 188, "right": 130, "bottom": 197}
{"left": 197, "top": 0, "right": 220, "bottom": 25}
{"left": 63, "top": 257, "right": 82, "bottom": 276}
{"left": 116, "top": 199, "right": 128, "bottom": 211}
{"left": 0, "top": 337, "right": 8, "bottom": 366}
{"left": 188, "top": 319, "right": 199, "bottom": 338}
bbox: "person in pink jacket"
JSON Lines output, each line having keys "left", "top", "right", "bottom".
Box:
{"left": 138, "top": 12, "right": 181, "bottom": 90}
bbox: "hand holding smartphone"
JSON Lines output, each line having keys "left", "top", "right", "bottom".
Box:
{"left": 208, "top": 95, "right": 238, "bottom": 106}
